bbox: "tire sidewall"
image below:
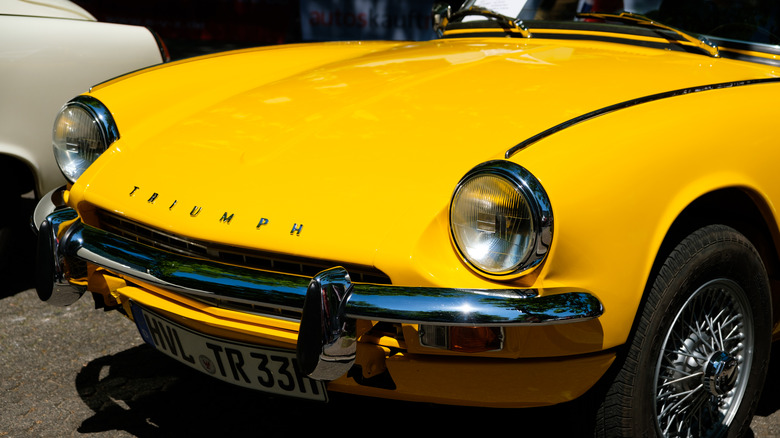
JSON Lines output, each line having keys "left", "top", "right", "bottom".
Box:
{"left": 633, "top": 226, "right": 771, "bottom": 437}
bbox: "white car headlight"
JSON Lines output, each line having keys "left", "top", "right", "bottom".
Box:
{"left": 450, "top": 161, "right": 553, "bottom": 277}
{"left": 53, "top": 96, "right": 118, "bottom": 183}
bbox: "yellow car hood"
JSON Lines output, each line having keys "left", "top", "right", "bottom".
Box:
{"left": 76, "top": 37, "right": 776, "bottom": 277}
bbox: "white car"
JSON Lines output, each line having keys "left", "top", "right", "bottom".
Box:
{"left": 0, "top": 0, "right": 166, "bottom": 268}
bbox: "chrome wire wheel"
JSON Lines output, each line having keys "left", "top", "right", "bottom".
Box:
{"left": 596, "top": 225, "right": 770, "bottom": 438}
{"left": 653, "top": 278, "right": 753, "bottom": 437}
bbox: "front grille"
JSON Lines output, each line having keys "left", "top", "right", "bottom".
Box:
{"left": 180, "top": 294, "right": 304, "bottom": 321}
{"left": 95, "top": 210, "right": 393, "bottom": 285}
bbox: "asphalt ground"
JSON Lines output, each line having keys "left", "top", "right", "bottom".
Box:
{"left": 2, "top": 207, "right": 780, "bottom": 437}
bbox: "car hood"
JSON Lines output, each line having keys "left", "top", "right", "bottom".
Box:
{"left": 76, "top": 37, "right": 777, "bottom": 278}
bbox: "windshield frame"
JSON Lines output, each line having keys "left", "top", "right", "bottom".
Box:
{"left": 444, "top": 1, "right": 780, "bottom": 66}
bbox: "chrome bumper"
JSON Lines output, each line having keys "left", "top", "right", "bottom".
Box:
{"left": 33, "top": 186, "right": 604, "bottom": 380}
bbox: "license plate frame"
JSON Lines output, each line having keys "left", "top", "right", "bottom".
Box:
{"left": 130, "top": 302, "right": 327, "bottom": 402}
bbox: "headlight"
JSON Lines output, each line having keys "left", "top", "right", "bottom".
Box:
{"left": 53, "top": 96, "right": 118, "bottom": 183}
{"left": 450, "top": 161, "right": 552, "bottom": 277}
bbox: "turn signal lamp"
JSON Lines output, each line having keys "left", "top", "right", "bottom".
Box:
{"left": 419, "top": 325, "right": 503, "bottom": 353}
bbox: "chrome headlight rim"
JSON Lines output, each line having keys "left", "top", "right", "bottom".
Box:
{"left": 53, "top": 95, "right": 119, "bottom": 184}
{"left": 449, "top": 160, "right": 553, "bottom": 278}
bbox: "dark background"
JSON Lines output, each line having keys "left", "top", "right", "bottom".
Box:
{"left": 73, "top": 0, "right": 303, "bottom": 59}
{"left": 71, "top": 0, "right": 466, "bottom": 60}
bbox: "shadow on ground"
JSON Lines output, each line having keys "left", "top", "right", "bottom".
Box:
{"left": 756, "top": 346, "right": 780, "bottom": 418}
{"left": 74, "top": 344, "right": 588, "bottom": 436}
{"left": 70, "top": 334, "right": 780, "bottom": 437}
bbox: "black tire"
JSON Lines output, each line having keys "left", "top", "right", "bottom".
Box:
{"left": 595, "top": 225, "right": 772, "bottom": 437}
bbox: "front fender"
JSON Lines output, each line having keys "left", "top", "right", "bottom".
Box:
{"left": 514, "top": 81, "right": 780, "bottom": 350}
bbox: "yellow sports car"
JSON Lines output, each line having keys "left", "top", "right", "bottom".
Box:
{"left": 32, "top": 1, "right": 780, "bottom": 435}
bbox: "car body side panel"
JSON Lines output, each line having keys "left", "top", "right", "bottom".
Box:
{"left": 0, "top": 0, "right": 95, "bottom": 20}
{"left": 0, "top": 15, "right": 163, "bottom": 196}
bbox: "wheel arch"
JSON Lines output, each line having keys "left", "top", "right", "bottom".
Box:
{"left": 645, "top": 187, "right": 780, "bottom": 329}
{"left": 587, "top": 187, "right": 779, "bottom": 434}
{"left": 0, "top": 152, "right": 36, "bottom": 199}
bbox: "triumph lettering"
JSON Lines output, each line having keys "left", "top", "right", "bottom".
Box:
{"left": 127, "top": 185, "right": 302, "bottom": 237}
{"left": 220, "top": 212, "right": 235, "bottom": 224}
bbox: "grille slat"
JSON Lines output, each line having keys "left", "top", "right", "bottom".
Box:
{"left": 95, "top": 210, "right": 392, "bottom": 285}
{"left": 187, "top": 295, "right": 303, "bottom": 321}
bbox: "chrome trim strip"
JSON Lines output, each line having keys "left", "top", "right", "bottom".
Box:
{"left": 448, "top": 5, "right": 532, "bottom": 38}
{"left": 34, "top": 195, "right": 86, "bottom": 306}
{"left": 32, "top": 186, "right": 68, "bottom": 234}
{"left": 68, "top": 219, "right": 311, "bottom": 313}
{"left": 56, "top": 218, "right": 602, "bottom": 325}
{"left": 505, "top": 78, "right": 780, "bottom": 158}
{"left": 35, "top": 194, "right": 603, "bottom": 326}
{"left": 67, "top": 95, "right": 120, "bottom": 146}
{"left": 576, "top": 12, "right": 719, "bottom": 57}
{"left": 297, "top": 268, "right": 357, "bottom": 380}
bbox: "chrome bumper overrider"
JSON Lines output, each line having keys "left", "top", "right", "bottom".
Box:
{"left": 33, "top": 186, "right": 604, "bottom": 381}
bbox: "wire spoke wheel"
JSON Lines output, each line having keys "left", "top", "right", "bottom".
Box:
{"left": 595, "top": 225, "right": 770, "bottom": 437}
{"left": 654, "top": 279, "right": 752, "bottom": 436}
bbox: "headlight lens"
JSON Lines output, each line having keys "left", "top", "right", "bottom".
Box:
{"left": 450, "top": 161, "right": 552, "bottom": 276}
{"left": 53, "top": 96, "right": 118, "bottom": 183}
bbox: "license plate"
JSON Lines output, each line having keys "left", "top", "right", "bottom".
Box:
{"left": 130, "top": 302, "right": 327, "bottom": 401}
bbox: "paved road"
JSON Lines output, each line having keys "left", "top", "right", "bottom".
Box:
{"left": 2, "top": 219, "right": 780, "bottom": 437}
